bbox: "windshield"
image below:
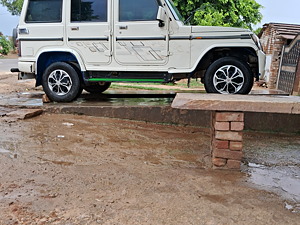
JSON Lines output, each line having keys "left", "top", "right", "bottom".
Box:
{"left": 165, "top": 0, "right": 184, "bottom": 22}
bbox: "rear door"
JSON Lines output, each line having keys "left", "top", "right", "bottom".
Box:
{"left": 66, "top": 0, "right": 111, "bottom": 67}
{"left": 113, "top": 0, "right": 169, "bottom": 65}
{"left": 18, "top": 0, "right": 64, "bottom": 58}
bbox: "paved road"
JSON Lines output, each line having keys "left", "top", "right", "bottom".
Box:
{"left": 0, "top": 59, "right": 18, "bottom": 72}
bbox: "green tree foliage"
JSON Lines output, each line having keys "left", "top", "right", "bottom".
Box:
{"left": 0, "top": 0, "right": 23, "bottom": 16}
{"left": 173, "top": 0, "right": 263, "bottom": 30}
{"left": 0, "top": 35, "right": 12, "bottom": 55}
{"left": 1, "top": 0, "right": 263, "bottom": 30}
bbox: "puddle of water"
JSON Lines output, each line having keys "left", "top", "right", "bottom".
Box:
{"left": 244, "top": 134, "right": 300, "bottom": 212}
{"left": 246, "top": 163, "right": 300, "bottom": 202}
{"left": 71, "top": 94, "right": 174, "bottom": 107}
{"left": 285, "top": 202, "right": 300, "bottom": 213}
{"left": 0, "top": 97, "right": 43, "bottom": 107}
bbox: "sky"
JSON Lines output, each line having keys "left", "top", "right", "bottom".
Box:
{"left": 0, "top": 0, "right": 300, "bottom": 36}
{"left": 255, "top": 0, "right": 300, "bottom": 27}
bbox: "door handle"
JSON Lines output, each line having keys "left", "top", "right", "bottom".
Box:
{"left": 71, "top": 27, "right": 79, "bottom": 31}
{"left": 19, "top": 28, "right": 29, "bottom": 34}
{"left": 119, "top": 25, "right": 128, "bottom": 30}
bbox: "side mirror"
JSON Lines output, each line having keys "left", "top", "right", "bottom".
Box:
{"left": 156, "top": 6, "right": 167, "bottom": 27}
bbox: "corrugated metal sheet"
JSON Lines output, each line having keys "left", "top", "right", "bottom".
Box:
{"left": 277, "top": 34, "right": 300, "bottom": 94}
{"left": 259, "top": 23, "right": 300, "bottom": 39}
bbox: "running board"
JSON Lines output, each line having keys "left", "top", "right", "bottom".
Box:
{"left": 84, "top": 71, "right": 171, "bottom": 83}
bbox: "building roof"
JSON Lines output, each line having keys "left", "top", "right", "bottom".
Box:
{"left": 258, "top": 22, "right": 300, "bottom": 39}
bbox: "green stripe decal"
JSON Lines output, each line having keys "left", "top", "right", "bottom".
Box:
{"left": 89, "top": 78, "right": 164, "bottom": 82}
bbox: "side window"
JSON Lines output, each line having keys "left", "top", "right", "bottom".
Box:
{"left": 25, "top": 0, "right": 62, "bottom": 23}
{"left": 71, "top": 0, "right": 107, "bottom": 22}
{"left": 119, "top": 0, "right": 159, "bottom": 21}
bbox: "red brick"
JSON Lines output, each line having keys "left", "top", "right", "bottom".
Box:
{"left": 215, "top": 122, "right": 230, "bottom": 131}
{"left": 230, "top": 141, "right": 243, "bottom": 151}
{"left": 230, "top": 122, "right": 244, "bottom": 131}
{"left": 227, "top": 160, "right": 241, "bottom": 169}
{"left": 215, "top": 140, "right": 229, "bottom": 149}
{"left": 212, "top": 158, "right": 227, "bottom": 167}
{"left": 215, "top": 131, "right": 243, "bottom": 141}
{"left": 215, "top": 112, "right": 244, "bottom": 122}
{"left": 213, "top": 149, "right": 243, "bottom": 160}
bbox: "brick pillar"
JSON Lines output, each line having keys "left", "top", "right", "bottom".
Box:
{"left": 211, "top": 111, "right": 244, "bottom": 170}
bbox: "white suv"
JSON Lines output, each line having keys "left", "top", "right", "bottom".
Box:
{"left": 12, "top": 0, "right": 265, "bottom": 102}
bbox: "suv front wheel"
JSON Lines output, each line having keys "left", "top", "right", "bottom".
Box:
{"left": 204, "top": 57, "right": 253, "bottom": 94}
{"left": 42, "top": 62, "right": 82, "bottom": 102}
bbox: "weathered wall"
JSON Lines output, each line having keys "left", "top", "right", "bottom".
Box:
{"left": 260, "top": 26, "right": 288, "bottom": 89}
{"left": 46, "top": 106, "right": 300, "bottom": 133}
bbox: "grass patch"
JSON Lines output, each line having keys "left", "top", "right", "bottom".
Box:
{"left": 162, "top": 80, "right": 204, "bottom": 88}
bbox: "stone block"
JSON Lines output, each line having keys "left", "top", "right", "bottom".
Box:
{"left": 212, "top": 158, "right": 227, "bottom": 167}
{"left": 227, "top": 160, "right": 241, "bottom": 169}
{"left": 230, "top": 141, "right": 243, "bottom": 151}
{"left": 215, "top": 122, "right": 230, "bottom": 131}
{"left": 230, "top": 122, "right": 244, "bottom": 131}
{"left": 215, "top": 140, "right": 229, "bottom": 149}
{"left": 6, "top": 109, "right": 43, "bottom": 120}
{"left": 213, "top": 149, "right": 243, "bottom": 160}
{"left": 216, "top": 112, "right": 244, "bottom": 122}
{"left": 42, "top": 94, "right": 51, "bottom": 103}
{"left": 215, "top": 131, "right": 243, "bottom": 141}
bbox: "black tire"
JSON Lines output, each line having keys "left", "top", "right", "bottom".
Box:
{"left": 69, "top": 64, "right": 83, "bottom": 99}
{"left": 42, "top": 62, "right": 81, "bottom": 102}
{"left": 204, "top": 57, "right": 253, "bottom": 94}
{"left": 83, "top": 82, "right": 111, "bottom": 94}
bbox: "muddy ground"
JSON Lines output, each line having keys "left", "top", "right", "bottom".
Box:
{"left": 0, "top": 71, "right": 300, "bottom": 224}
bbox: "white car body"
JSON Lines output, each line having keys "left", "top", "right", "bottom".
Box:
{"left": 13, "top": 0, "right": 266, "bottom": 101}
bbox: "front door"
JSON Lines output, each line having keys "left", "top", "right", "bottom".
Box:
{"left": 114, "top": 0, "right": 169, "bottom": 65}
{"left": 66, "top": 0, "right": 111, "bottom": 67}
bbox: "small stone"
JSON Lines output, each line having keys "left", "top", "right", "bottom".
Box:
{"left": 62, "top": 122, "right": 74, "bottom": 127}
{"left": 9, "top": 154, "right": 18, "bottom": 159}
{"left": 42, "top": 94, "right": 51, "bottom": 103}
{"left": 6, "top": 109, "right": 43, "bottom": 120}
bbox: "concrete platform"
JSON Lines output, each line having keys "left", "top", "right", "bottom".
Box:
{"left": 171, "top": 93, "right": 300, "bottom": 170}
{"left": 171, "top": 93, "right": 300, "bottom": 114}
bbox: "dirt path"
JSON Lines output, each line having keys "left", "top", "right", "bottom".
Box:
{"left": 0, "top": 70, "right": 299, "bottom": 224}
{"left": 0, "top": 72, "right": 36, "bottom": 94}
{"left": 0, "top": 114, "right": 299, "bottom": 224}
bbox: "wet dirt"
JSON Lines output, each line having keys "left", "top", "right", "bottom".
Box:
{"left": 243, "top": 132, "right": 300, "bottom": 213}
{"left": 0, "top": 71, "right": 300, "bottom": 224}
{"left": 0, "top": 114, "right": 299, "bottom": 224}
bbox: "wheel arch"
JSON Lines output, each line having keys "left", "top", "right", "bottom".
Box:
{"left": 35, "top": 51, "right": 85, "bottom": 86}
{"left": 193, "top": 46, "right": 259, "bottom": 79}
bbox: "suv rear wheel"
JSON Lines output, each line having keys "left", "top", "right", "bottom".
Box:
{"left": 204, "top": 57, "right": 253, "bottom": 94}
{"left": 42, "top": 62, "right": 82, "bottom": 102}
